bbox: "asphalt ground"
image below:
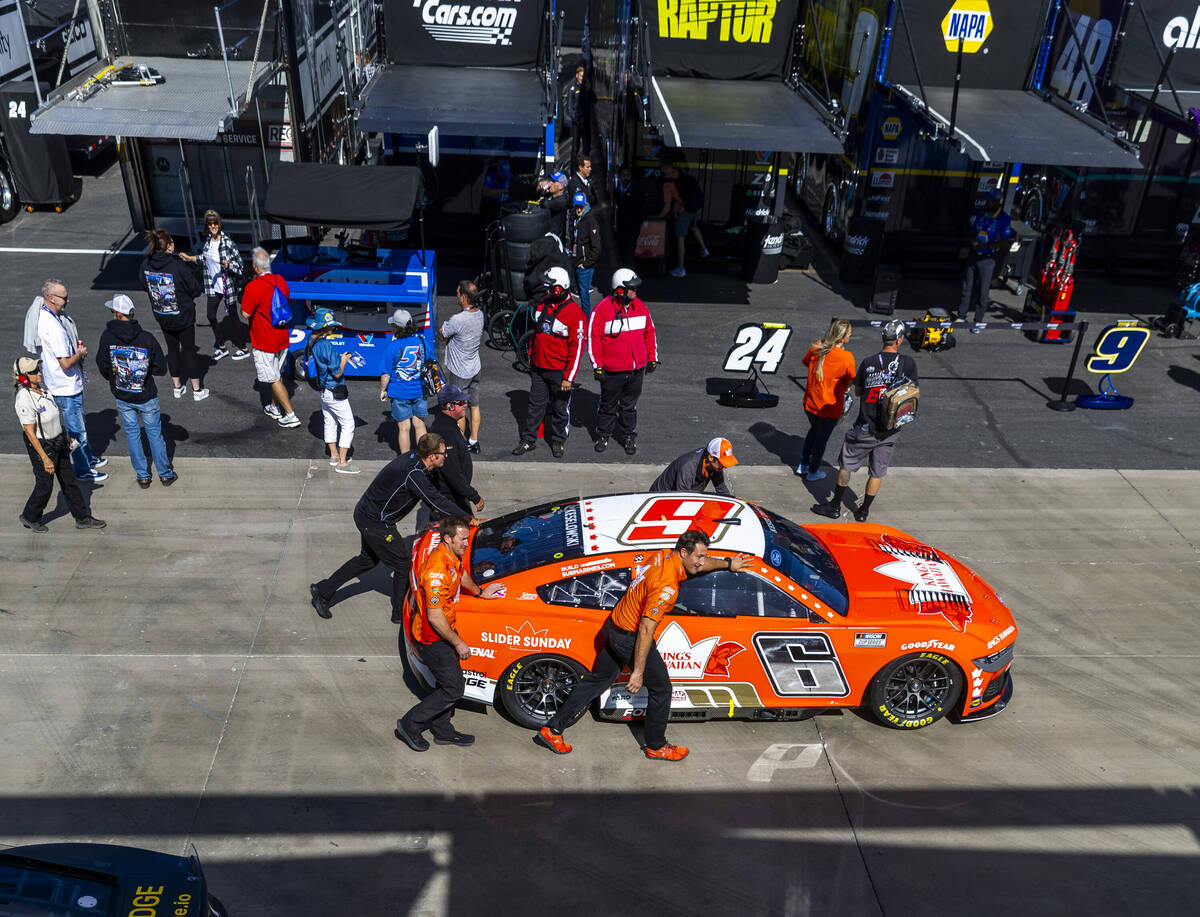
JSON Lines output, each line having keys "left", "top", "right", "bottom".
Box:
{"left": 1, "top": 161, "right": 1199, "bottom": 917}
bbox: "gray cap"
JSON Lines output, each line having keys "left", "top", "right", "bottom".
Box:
{"left": 389, "top": 308, "right": 413, "bottom": 327}
{"left": 882, "top": 319, "right": 906, "bottom": 341}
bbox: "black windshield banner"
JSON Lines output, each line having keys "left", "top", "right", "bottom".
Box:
{"left": 884, "top": 0, "right": 1049, "bottom": 90}
{"left": 645, "top": 0, "right": 800, "bottom": 80}
{"left": 1112, "top": 0, "right": 1200, "bottom": 99}
{"left": 384, "top": 0, "right": 545, "bottom": 67}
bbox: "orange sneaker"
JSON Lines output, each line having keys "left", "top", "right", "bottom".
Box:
{"left": 534, "top": 726, "right": 572, "bottom": 755}
{"left": 643, "top": 743, "right": 689, "bottom": 761}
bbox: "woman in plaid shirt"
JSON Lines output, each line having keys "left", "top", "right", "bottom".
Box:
{"left": 181, "top": 209, "right": 249, "bottom": 362}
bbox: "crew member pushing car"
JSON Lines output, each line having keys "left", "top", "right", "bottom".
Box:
{"left": 534, "top": 529, "right": 746, "bottom": 761}
{"left": 395, "top": 516, "right": 501, "bottom": 752}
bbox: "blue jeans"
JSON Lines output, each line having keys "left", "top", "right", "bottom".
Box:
{"left": 576, "top": 267, "right": 594, "bottom": 316}
{"left": 53, "top": 392, "right": 98, "bottom": 477}
{"left": 116, "top": 397, "right": 172, "bottom": 479}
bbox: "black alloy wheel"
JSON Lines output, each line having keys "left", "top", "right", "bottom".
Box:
{"left": 868, "top": 652, "right": 961, "bottom": 730}
{"left": 498, "top": 654, "right": 586, "bottom": 729}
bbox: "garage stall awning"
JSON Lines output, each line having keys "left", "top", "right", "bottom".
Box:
{"left": 28, "top": 56, "right": 277, "bottom": 141}
{"left": 357, "top": 65, "right": 545, "bottom": 139}
{"left": 901, "top": 87, "right": 1143, "bottom": 169}
{"left": 264, "top": 162, "right": 424, "bottom": 230}
{"left": 648, "top": 77, "right": 843, "bottom": 153}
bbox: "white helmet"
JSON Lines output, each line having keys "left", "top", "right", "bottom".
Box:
{"left": 543, "top": 266, "right": 571, "bottom": 296}
{"left": 611, "top": 268, "right": 641, "bottom": 303}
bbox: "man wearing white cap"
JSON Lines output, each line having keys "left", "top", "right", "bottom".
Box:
{"left": 95, "top": 294, "right": 178, "bottom": 487}
{"left": 649, "top": 437, "right": 738, "bottom": 495}
{"left": 381, "top": 308, "right": 429, "bottom": 455}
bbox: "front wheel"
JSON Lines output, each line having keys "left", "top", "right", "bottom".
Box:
{"left": 867, "top": 652, "right": 962, "bottom": 730}
{"left": 487, "top": 309, "right": 515, "bottom": 350}
{"left": 498, "top": 654, "right": 586, "bottom": 729}
{"left": 290, "top": 351, "right": 309, "bottom": 380}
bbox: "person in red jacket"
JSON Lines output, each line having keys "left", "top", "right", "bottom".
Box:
{"left": 587, "top": 268, "right": 658, "bottom": 455}
{"left": 512, "top": 267, "right": 586, "bottom": 459}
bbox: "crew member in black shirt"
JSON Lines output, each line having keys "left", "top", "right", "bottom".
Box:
{"left": 420, "top": 384, "right": 483, "bottom": 529}
{"left": 310, "top": 433, "right": 470, "bottom": 623}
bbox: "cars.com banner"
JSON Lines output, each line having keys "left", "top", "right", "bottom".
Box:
{"left": 645, "top": 0, "right": 800, "bottom": 80}
{"left": 385, "top": 0, "right": 545, "bottom": 67}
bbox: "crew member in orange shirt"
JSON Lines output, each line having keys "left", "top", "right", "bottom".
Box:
{"left": 534, "top": 529, "right": 747, "bottom": 761}
{"left": 396, "top": 516, "right": 501, "bottom": 752}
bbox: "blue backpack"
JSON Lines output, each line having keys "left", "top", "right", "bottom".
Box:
{"left": 269, "top": 282, "right": 291, "bottom": 328}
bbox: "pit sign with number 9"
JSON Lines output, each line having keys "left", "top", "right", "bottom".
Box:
{"left": 1085, "top": 322, "right": 1150, "bottom": 375}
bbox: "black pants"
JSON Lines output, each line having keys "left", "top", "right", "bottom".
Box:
{"left": 800, "top": 411, "right": 840, "bottom": 474}
{"left": 401, "top": 638, "right": 466, "bottom": 738}
{"left": 314, "top": 510, "right": 412, "bottom": 619}
{"left": 594, "top": 368, "right": 644, "bottom": 439}
{"left": 521, "top": 366, "right": 571, "bottom": 445}
{"left": 206, "top": 294, "right": 246, "bottom": 350}
{"left": 162, "top": 323, "right": 199, "bottom": 381}
{"left": 545, "top": 619, "right": 673, "bottom": 749}
{"left": 959, "top": 255, "right": 996, "bottom": 324}
{"left": 23, "top": 434, "right": 89, "bottom": 522}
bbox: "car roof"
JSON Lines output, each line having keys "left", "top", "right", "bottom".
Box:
{"left": 577, "top": 493, "right": 766, "bottom": 557}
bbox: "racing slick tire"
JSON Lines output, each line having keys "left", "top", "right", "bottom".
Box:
{"left": 0, "top": 167, "right": 18, "bottom": 223}
{"left": 290, "top": 351, "right": 310, "bottom": 381}
{"left": 498, "top": 654, "right": 587, "bottom": 729}
{"left": 513, "top": 329, "right": 536, "bottom": 374}
{"left": 487, "top": 309, "right": 515, "bottom": 350}
{"left": 867, "top": 652, "right": 962, "bottom": 730}
{"left": 822, "top": 187, "right": 841, "bottom": 243}
{"left": 502, "top": 209, "right": 550, "bottom": 244}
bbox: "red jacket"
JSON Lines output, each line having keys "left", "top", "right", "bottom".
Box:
{"left": 530, "top": 293, "right": 586, "bottom": 381}
{"left": 587, "top": 294, "right": 657, "bottom": 371}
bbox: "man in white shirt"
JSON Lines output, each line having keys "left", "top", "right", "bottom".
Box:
{"left": 36, "top": 279, "right": 107, "bottom": 483}
{"left": 439, "top": 280, "right": 485, "bottom": 453}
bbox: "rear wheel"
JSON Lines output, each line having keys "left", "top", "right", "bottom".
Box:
{"left": 487, "top": 309, "right": 515, "bottom": 349}
{"left": 498, "top": 654, "right": 586, "bottom": 729}
{"left": 513, "top": 330, "right": 535, "bottom": 374}
{"left": 867, "top": 652, "right": 961, "bottom": 729}
{"left": 822, "top": 187, "right": 841, "bottom": 242}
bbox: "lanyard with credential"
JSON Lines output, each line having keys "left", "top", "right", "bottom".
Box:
{"left": 42, "top": 304, "right": 87, "bottom": 382}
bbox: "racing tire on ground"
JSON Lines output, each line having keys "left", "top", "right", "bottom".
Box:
{"left": 507, "top": 270, "right": 527, "bottom": 302}
{"left": 487, "top": 309, "right": 516, "bottom": 350}
{"left": 513, "top": 329, "right": 536, "bottom": 374}
{"left": 497, "top": 653, "right": 587, "bottom": 729}
{"left": 206, "top": 894, "right": 230, "bottom": 917}
{"left": 290, "top": 351, "right": 309, "bottom": 381}
{"left": 0, "top": 168, "right": 18, "bottom": 223}
{"left": 866, "top": 652, "right": 962, "bottom": 730}
{"left": 502, "top": 209, "right": 550, "bottom": 244}
{"left": 506, "top": 240, "right": 533, "bottom": 271}
{"left": 822, "top": 187, "right": 841, "bottom": 243}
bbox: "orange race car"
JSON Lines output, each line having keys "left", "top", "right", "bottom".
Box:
{"left": 401, "top": 493, "right": 1017, "bottom": 731}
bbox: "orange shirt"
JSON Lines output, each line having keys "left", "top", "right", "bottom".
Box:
{"left": 610, "top": 549, "right": 686, "bottom": 632}
{"left": 411, "top": 541, "right": 465, "bottom": 645}
{"left": 802, "top": 344, "right": 856, "bottom": 418}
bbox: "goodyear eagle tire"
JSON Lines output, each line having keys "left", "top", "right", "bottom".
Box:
{"left": 502, "top": 209, "right": 550, "bottom": 243}
{"left": 0, "top": 167, "right": 19, "bottom": 224}
{"left": 498, "top": 654, "right": 586, "bottom": 729}
{"left": 867, "top": 652, "right": 962, "bottom": 730}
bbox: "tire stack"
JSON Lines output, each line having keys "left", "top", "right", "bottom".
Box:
{"left": 502, "top": 208, "right": 551, "bottom": 302}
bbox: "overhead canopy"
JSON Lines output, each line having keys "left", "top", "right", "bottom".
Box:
{"left": 357, "top": 65, "right": 544, "bottom": 138}
{"left": 28, "top": 56, "right": 275, "bottom": 140}
{"left": 265, "top": 163, "right": 424, "bottom": 230}
{"left": 906, "top": 87, "right": 1143, "bottom": 169}
{"left": 649, "top": 76, "right": 843, "bottom": 153}
{"left": 1111, "top": 0, "right": 1200, "bottom": 119}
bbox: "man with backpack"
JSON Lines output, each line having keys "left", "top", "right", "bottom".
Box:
{"left": 812, "top": 320, "right": 919, "bottom": 523}
{"left": 241, "top": 247, "right": 301, "bottom": 428}
{"left": 658, "top": 162, "right": 710, "bottom": 278}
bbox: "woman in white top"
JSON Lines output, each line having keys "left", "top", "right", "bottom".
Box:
{"left": 13, "top": 356, "right": 104, "bottom": 532}
{"left": 180, "top": 209, "right": 248, "bottom": 362}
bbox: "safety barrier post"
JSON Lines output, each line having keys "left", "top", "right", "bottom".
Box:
{"left": 1047, "top": 319, "right": 1088, "bottom": 412}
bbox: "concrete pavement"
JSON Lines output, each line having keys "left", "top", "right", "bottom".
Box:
{"left": 1, "top": 458, "right": 1197, "bottom": 916}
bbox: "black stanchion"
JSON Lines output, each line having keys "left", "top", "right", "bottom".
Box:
{"left": 1047, "top": 320, "right": 1089, "bottom": 412}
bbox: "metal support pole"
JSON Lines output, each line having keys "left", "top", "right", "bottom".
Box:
{"left": 1047, "top": 320, "right": 1089, "bottom": 412}
{"left": 1134, "top": 47, "right": 1175, "bottom": 149}
{"left": 214, "top": 5, "right": 238, "bottom": 117}
{"left": 85, "top": 0, "right": 109, "bottom": 59}
{"left": 949, "top": 38, "right": 963, "bottom": 139}
{"left": 19, "top": 12, "right": 43, "bottom": 106}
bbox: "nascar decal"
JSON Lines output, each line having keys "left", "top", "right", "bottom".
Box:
{"left": 873, "top": 535, "right": 973, "bottom": 632}
{"left": 657, "top": 0, "right": 779, "bottom": 44}
{"left": 416, "top": 1, "right": 519, "bottom": 46}
{"left": 618, "top": 496, "right": 740, "bottom": 545}
{"left": 478, "top": 621, "right": 572, "bottom": 650}
{"left": 656, "top": 621, "right": 745, "bottom": 679}
{"left": 753, "top": 632, "right": 850, "bottom": 697}
{"left": 941, "top": 0, "right": 992, "bottom": 53}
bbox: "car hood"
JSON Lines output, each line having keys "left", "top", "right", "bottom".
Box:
{"left": 811, "top": 524, "right": 1016, "bottom": 644}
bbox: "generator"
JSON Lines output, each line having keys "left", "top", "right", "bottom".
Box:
{"left": 913, "top": 307, "right": 957, "bottom": 351}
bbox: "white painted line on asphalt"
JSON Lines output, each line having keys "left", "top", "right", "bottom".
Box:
{"left": 747, "top": 743, "right": 825, "bottom": 782}
{"left": 0, "top": 247, "right": 142, "bottom": 255}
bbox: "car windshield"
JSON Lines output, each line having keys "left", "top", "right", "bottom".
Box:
{"left": 753, "top": 506, "right": 850, "bottom": 616}
{"left": 0, "top": 855, "right": 116, "bottom": 916}
{"left": 470, "top": 500, "right": 585, "bottom": 581}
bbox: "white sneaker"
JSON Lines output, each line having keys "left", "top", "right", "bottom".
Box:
{"left": 263, "top": 404, "right": 282, "bottom": 419}
{"left": 212, "top": 348, "right": 228, "bottom": 362}
{"left": 230, "top": 348, "right": 251, "bottom": 361}
{"left": 334, "top": 462, "right": 361, "bottom": 474}
{"left": 192, "top": 388, "right": 210, "bottom": 402}
{"left": 173, "top": 385, "right": 185, "bottom": 399}
{"left": 329, "top": 458, "right": 339, "bottom": 466}
{"left": 278, "top": 413, "right": 302, "bottom": 428}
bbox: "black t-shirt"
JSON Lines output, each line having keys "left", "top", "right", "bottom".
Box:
{"left": 674, "top": 172, "right": 704, "bottom": 213}
{"left": 855, "top": 351, "right": 919, "bottom": 432}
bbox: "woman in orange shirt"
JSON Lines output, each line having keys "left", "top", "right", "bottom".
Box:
{"left": 798, "top": 319, "right": 855, "bottom": 481}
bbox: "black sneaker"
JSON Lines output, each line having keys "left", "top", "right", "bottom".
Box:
{"left": 512, "top": 441, "right": 535, "bottom": 456}
{"left": 136, "top": 477, "right": 152, "bottom": 489}
{"left": 75, "top": 517, "right": 107, "bottom": 530}
{"left": 161, "top": 471, "right": 179, "bottom": 486}
{"left": 390, "top": 607, "right": 404, "bottom": 624}
{"left": 853, "top": 506, "right": 871, "bottom": 523}
{"left": 394, "top": 721, "right": 430, "bottom": 752}
{"left": 467, "top": 441, "right": 481, "bottom": 454}
{"left": 623, "top": 435, "right": 637, "bottom": 456}
{"left": 811, "top": 503, "right": 842, "bottom": 520}
{"left": 19, "top": 515, "right": 48, "bottom": 533}
{"left": 432, "top": 730, "right": 475, "bottom": 747}
{"left": 550, "top": 442, "right": 565, "bottom": 458}
{"left": 594, "top": 437, "right": 609, "bottom": 453}
{"left": 310, "top": 583, "right": 332, "bottom": 619}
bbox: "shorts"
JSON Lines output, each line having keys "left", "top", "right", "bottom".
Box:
{"left": 444, "top": 369, "right": 480, "bottom": 406}
{"left": 839, "top": 424, "right": 901, "bottom": 479}
{"left": 673, "top": 209, "right": 698, "bottom": 236}
{"left": 253, "top": 348, "right": 287, "bottom": 384}
{"left": 390, "top": 396, "right": 429, "bottom": 421}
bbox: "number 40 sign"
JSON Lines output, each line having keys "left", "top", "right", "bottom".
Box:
{"left": 722, "top": 323, "right": 792, "bottom": 374}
